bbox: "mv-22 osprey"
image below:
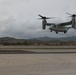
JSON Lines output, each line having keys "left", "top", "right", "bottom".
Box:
{"left": 38, "top": 13, "right": 76, "bottom": 34}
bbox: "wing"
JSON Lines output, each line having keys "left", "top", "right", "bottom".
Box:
{"left": 59, "top": 21, "right": 72, "bottom": 26}
{"left": 46, "top": 21, "right": 72, "bottom": 27}
{"left": 47, "top": 23, "right": 55, "bottom": 26}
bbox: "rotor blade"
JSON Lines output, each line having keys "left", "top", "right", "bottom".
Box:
{"left": 66, "top": 13, "right": 72, "bottom": 15}
{"left": 38, "top": 14, "right": 44, "bottom": 18}
{"left": 73, "top": 14, "right": 76, "bottom": 16}
{"left": 45, "top": 16, "right": 55, "bottom": 19}
{"left": 38, "top": 17, "right": 54, "bottom": 19}
{"left": 38, "top": 18, "right": 43, "bottom": 20}
{"left": 70, "top": 14, "right": 76, "bottom": 17}
{"left": 46, "top": 17, "right": 52, "bottom": 19}
{"left": 38, "top": 14, "right": 55, "bottom": 19}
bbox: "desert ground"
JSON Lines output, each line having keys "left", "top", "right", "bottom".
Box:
{"left": 0, "top": 46, "right": 76, "bottom": 75}
{"left": 0, "top": 53, "right": 76, "bottom": 75}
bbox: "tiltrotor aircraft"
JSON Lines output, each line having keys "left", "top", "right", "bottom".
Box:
{"left": 38, "top": 13, "right": 76, "bottom": 34}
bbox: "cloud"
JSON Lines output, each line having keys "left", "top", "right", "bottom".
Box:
{"left": 0, "top": 0, "right": 75, "bottom": 38}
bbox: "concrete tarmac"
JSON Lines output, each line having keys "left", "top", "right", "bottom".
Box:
{"left": 0, "top": 50, "right": 76, "bottom": 75}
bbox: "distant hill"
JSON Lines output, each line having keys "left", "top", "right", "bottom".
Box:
{"left": 29, "top": 36, "right": 55, "bottom": 41}
{"left": 0, "top": 37, "right": 26, "bottom": 43}
{"left": 29, "top": 36, "right": 76, "bottom": 41}
{"left": 0, "top": 36, "right": 76, "bottom": 43}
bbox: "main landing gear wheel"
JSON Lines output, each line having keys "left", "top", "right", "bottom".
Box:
{"left": 50, "top": 30, "right": 52, "bottom": 32}
{"left": 56, "top": 32, "right": 58, "bottom": 34}
{"left": 64, "top": 31, "right": 67, "bottom": 34}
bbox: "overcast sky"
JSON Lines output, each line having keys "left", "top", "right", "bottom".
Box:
{"left": 0, "top": 0, "right": 76, "bottom": 39}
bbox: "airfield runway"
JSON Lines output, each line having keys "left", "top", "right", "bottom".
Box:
{"left": 0, "top": 48, "right": 76, "bottom": 75}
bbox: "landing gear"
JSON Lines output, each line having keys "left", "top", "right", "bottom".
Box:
{"left": 56, "top": 31, "right": 58, "bottom": 34}
{"left": 50, "top": 30, "right": 52, "bottom": 32}
{"left": 64, "top": 31, "right": 67, "bottom": 34}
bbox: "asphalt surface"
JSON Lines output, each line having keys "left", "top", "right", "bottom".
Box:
{"left": 0, "top": 49, "right": 76, "bottom": 54}
{"left": 0, "top": 49, "right": 76, "bottom": 75}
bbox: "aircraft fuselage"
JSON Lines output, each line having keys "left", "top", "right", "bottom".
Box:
{"left": 49, "top": 26, "right": 70, "bottom": 34}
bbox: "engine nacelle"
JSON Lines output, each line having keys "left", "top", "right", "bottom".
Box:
{"left": 72, "top": 17, "right": 76, "bottom": 29}
{"left": 72, "top": 25, "right": 76, "bottom": 29}
{"left": 42, "top": 19, "right": 47, "bottom": 29}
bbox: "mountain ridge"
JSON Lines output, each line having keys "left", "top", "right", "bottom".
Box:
{"left": 0, "top": 36, "right": 76, "bottom": 42}
{"left": 29, "top": 36, "right": 76, "bottom": 41}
